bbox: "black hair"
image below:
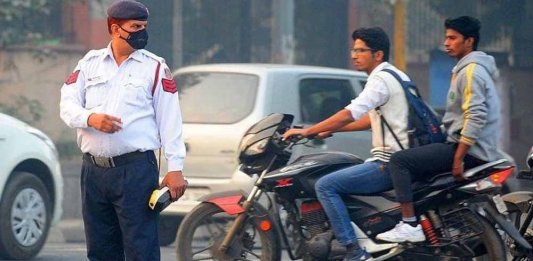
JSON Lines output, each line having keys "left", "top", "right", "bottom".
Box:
{"left": 444, "top": 16, "right": 481, "bottom": 50}
{"left": 351, "top": 27, "right": 390, "bottom": 62}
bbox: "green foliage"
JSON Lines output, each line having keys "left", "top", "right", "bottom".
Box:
{"left": 0, "top": 0, "right": 61, "bottom": 124}
{"left": 0, "top": 0, "right": 62, "bottom": 48}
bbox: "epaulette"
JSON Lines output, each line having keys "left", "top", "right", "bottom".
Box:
{"left": 139, "top": 49, "right": 166, "bottom": 64}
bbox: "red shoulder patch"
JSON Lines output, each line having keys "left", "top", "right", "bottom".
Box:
{"left": 65, "top": 70, "right": 80, "bottom": 85}
{"left": 162, "top": 78, "right": 177, "bottom": 93}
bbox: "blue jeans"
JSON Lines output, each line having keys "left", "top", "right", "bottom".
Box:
{"left": 315, "top": 160, "right": 392, "bottom": 246}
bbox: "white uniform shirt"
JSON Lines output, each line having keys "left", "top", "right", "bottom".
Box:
{"left": 60, "top": 44, "right": 185, "bottom": 172}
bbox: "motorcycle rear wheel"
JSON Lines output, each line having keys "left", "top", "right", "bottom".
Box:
{"left": 401, "top": 211, "right": 506, "bottom": 261}
{"left": 176, "top": 202, "right": 281, "bottom": 261}
{"left": 469, "top": 214, "right": 507, "bottom": 260}
{"left": 504, "top": 198, "right": 533, "bottom": 261}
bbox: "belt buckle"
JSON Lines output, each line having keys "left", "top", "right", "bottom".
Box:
{"left": 91, "top": 156, "right": 116, "bottom": 168}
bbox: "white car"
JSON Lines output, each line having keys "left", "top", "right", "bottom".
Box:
{"left": 0, "top": 113, "right": 63, "bottom": 260}
{"left": 157, "top": 63, "right": 371, "bottom": 245}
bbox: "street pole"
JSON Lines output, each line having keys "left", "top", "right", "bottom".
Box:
{"left": 394, "top": 0, "right": 406, "bottom": 71}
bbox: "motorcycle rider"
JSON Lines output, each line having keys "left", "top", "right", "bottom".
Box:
{"left": 376, "top": 16, "right": 503, "bottom": 243}
{"left": 283, "top": 27, "right": 413, "bottom": 261}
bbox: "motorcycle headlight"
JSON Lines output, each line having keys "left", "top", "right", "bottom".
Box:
{"left": 244, "top": 139, "right": 268, "bottom": 156}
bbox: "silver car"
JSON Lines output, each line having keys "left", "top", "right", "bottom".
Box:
{"left": 157, "top": 63, "right": 371, "bottom": 245}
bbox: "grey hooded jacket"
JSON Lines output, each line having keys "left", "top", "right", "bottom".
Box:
{"left": 442, "top": 51, "right": 502, "bottom": 162}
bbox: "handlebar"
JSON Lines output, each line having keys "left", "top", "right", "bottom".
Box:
{"left": 273, "top": 133, "right": 316, "bottom": 152}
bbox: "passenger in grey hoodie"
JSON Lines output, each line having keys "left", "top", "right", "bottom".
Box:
{"left": 443, "top": 50, "right": 501, "bottom": 162}
{"left": 376, "top": 16, "right": 503, "bottom": 243}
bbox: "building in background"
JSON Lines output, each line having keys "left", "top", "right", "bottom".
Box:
{"left": 1, "top": 0, "right": 532, "bottom": 168}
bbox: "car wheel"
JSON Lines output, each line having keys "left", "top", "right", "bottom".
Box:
{"left": 0, "top": 171, "right": 51, "bottom": 260}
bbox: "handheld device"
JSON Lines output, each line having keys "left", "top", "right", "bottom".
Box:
{"left": 148, "top": 187, "right": 172, "bottom": 212}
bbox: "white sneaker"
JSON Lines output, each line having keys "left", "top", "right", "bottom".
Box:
{"left": 376, "top": 221, "right": 426, "bottom": 243}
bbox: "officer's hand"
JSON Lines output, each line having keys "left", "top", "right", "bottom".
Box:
{"left": 160, "top": 171, "right": 187, "bottom": 201}
{"left": 88, "top": 113, "right": 122, "bottom": 133}
{"left": 282, "top": 128, "right": 308, "bottom": 141}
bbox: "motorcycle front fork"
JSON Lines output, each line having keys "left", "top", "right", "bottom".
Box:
{"left": 218, "top": 186, "right": 263, "bottom": 253}
{"left": 218, "top": 155, "right": 277, "bottom": 253}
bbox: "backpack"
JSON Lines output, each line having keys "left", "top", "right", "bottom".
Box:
{"left": 377, "top": 69, "right": 446, "bottom": 149}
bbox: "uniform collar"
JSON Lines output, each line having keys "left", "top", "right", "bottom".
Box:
{"left": 104, "top": 43, "right": 143, "bottom": 63}
{"left": 129, "top": 50, "right": 143, "bottom": 62}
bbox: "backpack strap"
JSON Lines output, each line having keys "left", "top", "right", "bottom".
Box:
{"left": 376, "top": 106, "right": 405, "bottom": 150}
{"left": 381, "top": 69, "right": 422, "bottom": 97}
{"left": 376, "top": 68, "right": 412, "bottom": 150}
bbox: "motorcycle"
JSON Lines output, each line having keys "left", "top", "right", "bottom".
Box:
{"left": 502, "top": 146, "right": 533, "bottom": 261}
{"left": 176, "top": 113, "right": 532, "bottom": 261}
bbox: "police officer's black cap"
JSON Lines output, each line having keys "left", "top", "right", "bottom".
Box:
{"left": 107, "top": 1, "right": 149, "bottom": 21}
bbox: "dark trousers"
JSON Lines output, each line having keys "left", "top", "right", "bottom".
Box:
{"left": 389, "top": 143, "right": 486, "bottom": 203}
{"left": 81, "top": 151, "right": 160, "bottom": 261}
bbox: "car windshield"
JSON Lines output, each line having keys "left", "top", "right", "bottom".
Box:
{"left": 175, "top": 72, "right": 258, "bottom": 124}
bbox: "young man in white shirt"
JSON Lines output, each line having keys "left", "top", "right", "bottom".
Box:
{"left": 283, "top": 27, "right": 412, "bottom": 261}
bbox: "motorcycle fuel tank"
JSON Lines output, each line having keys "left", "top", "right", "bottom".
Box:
{"left": 261, "top": 151, "right": 364, "bottom": 198}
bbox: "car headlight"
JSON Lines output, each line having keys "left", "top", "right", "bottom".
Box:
{"left": 26, "top": 127, "right": 58, "bottom": 158}
{"left": 244, "top": 139, "right": 268, "bottom": 156}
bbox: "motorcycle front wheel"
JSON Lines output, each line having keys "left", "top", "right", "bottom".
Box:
{"left": 176, "top": 202, "right": 281, "bottom": 261}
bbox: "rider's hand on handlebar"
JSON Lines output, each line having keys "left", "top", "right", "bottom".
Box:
{"left": 282, "top": 128, "right": 308, "bottom": 141}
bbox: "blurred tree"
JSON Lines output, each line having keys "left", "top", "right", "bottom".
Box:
{"left": 0, "top": 0, "right": 66, "bottom": 123}
{"left": 0, "top": 0, "right": 63, "bottom": 48}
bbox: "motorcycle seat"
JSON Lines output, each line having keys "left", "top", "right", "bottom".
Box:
{"left": 379, "top": 171, "right": 455, "bottom": 201}
{"left": 378, "top": 159, "right": 510, "bottom": 202}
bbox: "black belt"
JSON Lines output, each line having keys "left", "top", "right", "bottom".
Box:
{"left": 83, "top": 151, "right": 154, "bottom": 168}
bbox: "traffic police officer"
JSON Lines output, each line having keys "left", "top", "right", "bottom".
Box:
{"left": 59, "top": 1, "right": 186, "bottom": 260}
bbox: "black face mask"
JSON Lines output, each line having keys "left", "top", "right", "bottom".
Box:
{"left": 119, "top": 26, "right": 148, "bottom": 50}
